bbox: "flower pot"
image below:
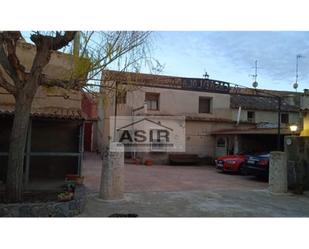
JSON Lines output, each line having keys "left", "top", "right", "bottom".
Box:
{"left": 66, "top": 174, "right": 79, "bottom": 181}
{"left": 66, "top": 174, "right": 84, "bottom": 185}
{"left": 144, "top": 159, "right": 153, "bottom": 166}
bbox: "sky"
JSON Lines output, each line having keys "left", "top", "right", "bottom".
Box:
{"left": 150, "top": 31, "right": 309, "bottom": 92}
{"left": 21, "top": 31, "right": 309, "bottom": 92}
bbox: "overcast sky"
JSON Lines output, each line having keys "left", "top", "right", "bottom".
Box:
{"left": 151, "top": 31, "right": 309, "bottom": 92}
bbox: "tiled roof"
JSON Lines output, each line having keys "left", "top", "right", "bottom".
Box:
{"left": 230, "top": 94, "right": 299, "bottom": 112}
{"left": 0, "top": 105, "right": 84, "bottom": 120}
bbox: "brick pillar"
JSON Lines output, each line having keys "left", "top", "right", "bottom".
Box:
{"left": 269, "top": 151, "right": 287, "bottom": 193}
{"left": 99, "top": 143, "right": 124, "bottom": 200}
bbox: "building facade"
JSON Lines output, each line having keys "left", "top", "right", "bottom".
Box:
{"left": 98, "top": 70, "right": 305, "bottom": 164}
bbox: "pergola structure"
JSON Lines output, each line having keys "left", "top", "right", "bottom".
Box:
{"left": 0, "top": 106, "right": 84, "bottom": 189}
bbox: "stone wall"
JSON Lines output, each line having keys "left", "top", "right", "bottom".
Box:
{"left": 284, "top": 136, "right": 309, "bottom": 191}
{"left": 0, "top": 185, "right": 86, "bottom": 217}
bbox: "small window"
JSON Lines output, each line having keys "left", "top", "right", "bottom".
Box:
{"left": 116, "top": 91, "right": 127, "bottom": 104}
{"left": 281, "top": 113, "right": 289, "bottom": 124}
{"left": 199, "top": 97, "right": 212, "bottom": 113}
{"left": 150, "top": 129, "right": 167, "bottom": 152}
{"left": 145, "top": 92, "right": 159, "bottom": 110}
{"left": 247, "top": 111, "right": 255, "bottom": 122}
{"left": 216, "top": 137, "right": 226, "bottom": 148}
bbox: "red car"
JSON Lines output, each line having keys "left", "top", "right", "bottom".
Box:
{"left": 215, "top": 154, "right": 247, "bottom": 173}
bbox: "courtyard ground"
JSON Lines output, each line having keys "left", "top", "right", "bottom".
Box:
{"left": 82, "top": 152, "right": 266, "bottom": 193}
{"left": 81, "top": 153, "right": 309, "bottom": 217}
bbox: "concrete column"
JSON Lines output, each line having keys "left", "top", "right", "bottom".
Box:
{"left": 99, "top": 143, "right": 124, "bottom": 200}
{"left": 269, "top": 151, "right": 288, "bottom": 193}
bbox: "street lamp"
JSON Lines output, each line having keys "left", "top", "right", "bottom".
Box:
{"left": 289, "top": 124, "right": 298, "bottom": 134}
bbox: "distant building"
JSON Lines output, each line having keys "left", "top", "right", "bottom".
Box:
{"left": 98, "top": 70, "right": 306, "bottom": 164}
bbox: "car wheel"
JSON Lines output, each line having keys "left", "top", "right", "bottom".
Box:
{"left": 239, "top": 164, "right": 247, "bottom": 175}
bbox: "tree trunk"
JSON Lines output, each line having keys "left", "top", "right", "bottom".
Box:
{"left": 5, "top": 90, "right": 34, "bottom": 202}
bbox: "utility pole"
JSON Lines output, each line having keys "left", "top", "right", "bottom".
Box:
{"left": 277, "top": 96, "right": 281, "bottom": 151}
{"left": 113, "top": 81, "right": 118, "bottom": 141}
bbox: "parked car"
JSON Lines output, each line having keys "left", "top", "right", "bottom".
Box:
{"left": 244, "top": 153, "right": 270, "bottom": 179}
{"left": 215, "top": 154, "right": 248, "bottom": 174}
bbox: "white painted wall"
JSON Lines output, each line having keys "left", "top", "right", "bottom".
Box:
{"left": 231, "top": 109, "right": 300, "bottom": 127}
{"left": 117, "top": 86, "right": 232, "bottom": 119}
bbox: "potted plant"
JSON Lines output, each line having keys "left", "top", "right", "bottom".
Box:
{"left": 57, "top": 191, "right": 74, "bottom": 202}
{"left": 66, "top": 181, "right": 76, "bottom": 192}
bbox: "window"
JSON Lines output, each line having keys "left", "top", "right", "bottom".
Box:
{"left": 247, "top": 111, "right": 255, "bottom": 122}
{"left": 145, "top": 92, "right": 159, "bottom": 110}
{"left": 150, "top": 129, "right": 167, "bottom": 152}
{"left": 199, "top": 97, "right": 212, "bottom": 113}
{"left": 216, "top": 137, "right": 226, "bottom": 148}
{"left": 116, "top": 91, "right": 127, "bottom": 104}
{"left": 281, "top": 113, "right": 289, "bottom": 124}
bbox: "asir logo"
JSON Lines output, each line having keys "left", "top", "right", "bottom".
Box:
{"left": 110, "top": 116, "right": 185, "bottom": 152}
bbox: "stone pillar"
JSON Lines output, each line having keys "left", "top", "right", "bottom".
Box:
{"left": 99, "top": 143, "right": 124, "bottom": 200}
{"left": 269, "top": 151, "right": 288, "bottom": 193}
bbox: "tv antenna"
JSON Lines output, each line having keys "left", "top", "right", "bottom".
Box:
{"left": 250, "top": 60, "right": 258, "bottom": 88}
{"left": 293, "top": 54, "right": 304, "bottom": 91}
{"left": 203, "top": 70, "right": 209, "bottom": 79}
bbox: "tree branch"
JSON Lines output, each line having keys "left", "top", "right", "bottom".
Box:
{"left": 0, "top": 31, "right": 25, "bottom": 85}
{"left": 30, "top": 31, "right": 77, "bottom": 51}
{"left": 28, "top": 31, "right": 77, "bottom": 90}
{"left": 0, "top": 70, "right": 16, "bottom": 95}
{"left": 3, "top": 32, "right": 26, "bottom": 82}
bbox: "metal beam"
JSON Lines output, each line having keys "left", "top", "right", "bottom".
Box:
{"left": 77, "top": 122, "right": 85, "bottom": 176}
{"left": 29, "top": 152, "right": 80, "bottom": 156}
{"left": 24, "top": 118, "right": 32, "bottom": 187}
{"left": 0, "top": 152, "right": 80, "bottom": 156}
{"left": 277, "top": 96, "right": 282, "bottom": 151}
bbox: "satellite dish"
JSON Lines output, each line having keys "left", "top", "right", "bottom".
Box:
{"left": 252, "top": 81, "right": 258, "bottom": 88}
{"left": 293, "top": 82, "right": 298, "bottom": 90}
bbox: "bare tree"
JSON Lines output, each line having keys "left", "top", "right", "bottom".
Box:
{"left": 0, "top": 31, "right": 155, "bottom": 202}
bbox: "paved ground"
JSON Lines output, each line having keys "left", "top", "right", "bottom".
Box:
{"left": 82, "top": 153, "right": 267, "bottom": 193}
{"left": 80, "top": 190, "right": 309, "bottom": 217}
{"left": 81, "top": 153, "right": 309, "bottom": 217}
